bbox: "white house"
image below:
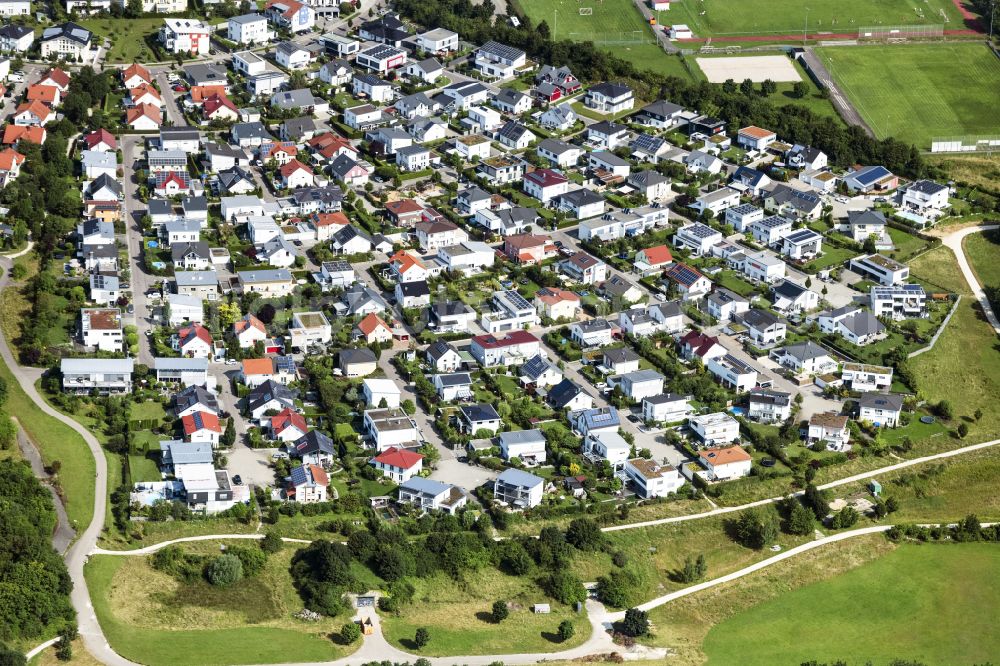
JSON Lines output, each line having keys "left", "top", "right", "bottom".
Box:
{"left": 493, "top": 468, "right": 544, "bottom": 508}
{"left": 689, "top": 412, "right": 740, "bottom": 447}
{"left": 773, "top": 340, "right": 836, "bottom": 375}
{"left": 584, "top": 82, "right": 633, "bottom": 114}
{"left": 370, "top": 447, "right": 423, "bottom": 483}
{"left": 498, "top": 429, "right": 546, "bottom": 464}
{"left": 746, "top": 388, "right": 792, "bottom": 423}
{"left": 362, "top": 378, "right": 402, "bottom": 409}
{"left": 696, "top": 445, "right": 752, "bottom": 481}
{"left": 642, "top": 393, "right": 692, "bottom": 424}
{"left": 364, "top": 407, "right": 419, "bottom": 451}
{"left": 807, "top": 413, "right": 851, "bottom": 452}
{"left": 625, "top": 458, "right": 685, "bottom": 498}
{"left": 159, "top": 18, "right": 211, "bottom": 55}
{"left": 228, "top": 14, "right": 271, "bottom": 45}
{"left": 858, "top": 392, "right": 903, "bottom": 428}
{"left": 612, "top": 369, "right": 665, "bottom": 402}
{"left": 474, "top": 40, "right": 526, "bottom": 79}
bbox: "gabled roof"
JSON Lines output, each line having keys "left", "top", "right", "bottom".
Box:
{"left": 272, "top": 407, "right": 307, "bottom": 435}
{"left": 182, "top": 411, "right": 221, "bottom": 434}
{"left": 356, "top": 312, "right": 390, "bottom": 335}
{"left": 372, "top": 446, "right": 423, "bottom": 469}
{"left": 548, "top": 378, "right": 585, "bottom": 408}
{"left": 84, "top": 128, "right": 116, "bottom": 150}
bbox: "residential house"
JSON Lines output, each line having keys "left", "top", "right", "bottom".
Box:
{"left": 518, "top": 354, "right": 562, "bottom": 388}
{"left": 858, "top": 392, "right": 903, "bottom": 427}
{"left": 432, "top": 372, "right": 473, "bottom": 401}
{"left": 535, "top": 287, "right": 580, "bottom": 321}
{"left": 747, "top": 388, "right": 792, "bottom": 423}
{"left": 493, "top": 468, "right": 544, "bottom": 508}
{"left": 398, "top": 477, "right": 467, "bottom": 513}
{"left": 773, "top": 340, "right": 836, "bottom": 375}
{"left": 870, "top": 284, "right": 927, "bottom": 320}
{"left": 841, "top": 363, "right": 893, "bottom": 392}
{"left": 771, "top": 280, "right": 818, "bottom": 314}
{"left": 625, "top": 458, "right": 685, "bottom": 498}
{"left": 696, "top": 445, "right": 752, "bottom": 481}
{"left": 425, "top": 340, "right": 462, "bottom": 373}
{"left": 734, "top": 308, "right": 786, "bottom": 347}
{"left": 474, "top": 40, "right": 526, "bottom": 79}
{"left": 688, "top": 412, "right": 740, "bottom": 447}
{"left": 470, "top": 330, "right": 541, "bottom": 367}
{"left": 370, "top": 447, "right": 423, "bottom": 483}
{"left": 664, "top": 262, "right": 711, "bottom": 300}
{"left": 560, "top": 251, "right": 607, "bottom": 285}
{"left": 353, "top": 312, "right": 392, "bottom": 344}
{"left": 611, "top": 369, "right": 665, "bottom": 402}
{"left": 80, "top": 307, "right": 122, "bottom": 352}
{"left": 182, "top": 411, "right": 221, "bottom": 446}
{"left": 60, "top": 358, "right": 133, "bottom": 395}
{"left": 844, "top": 165, "right": 898, "bottom": 193}
{"left": 339, "top": 347, "right": 378, "bottom": 378}
{"left": 584, "top": 82, "right": 633, "bottom": 114}
{"left": 286, "top": 464, "right": 328, "bottom": 503}
{"left": 642, "top": 393, "right": 692, "bottom": 424}
{"left": 807, "top": 413, "right": 850, "bottom": 452}
{"left": 570, "top": 318, "right": 615, "bottom": 348}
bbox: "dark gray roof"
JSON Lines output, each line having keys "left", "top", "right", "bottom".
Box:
{"left": 460, "top": 402, "right": 501, "bottom": 422}
{"left": 340, "top": 347, "right": 377, "bottom": 365}
{"left": 859, "top": 392, "right": 903, "bottom": 411}
{"left": 604, "top": 347, "right": 640, "bottom": 364}
{"left": 548, "top": 378, "right": 584, "bottom": 409}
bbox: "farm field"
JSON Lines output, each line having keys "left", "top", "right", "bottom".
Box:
{"left": 815, "top": 43, "right": 1000, "bottom": 149}
{"left": 665, "top": 0, "right": 969, "bottom": 38}
{"left": 701, "top": 543, "right": 1000, "bottom": 665}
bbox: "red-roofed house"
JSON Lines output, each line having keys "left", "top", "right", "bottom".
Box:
{"left": 203, "top": 94, "right": 239, "bottom": 122}
{"left": 470, "top": 330, "right": 541, "bottom": 367}
{"left": 503, "top": 233, "right": 557, "bottom": 265}
{"left": 286, "top": 464, "right": 328, "bottom": 503}
{"left": 370, "top": 446, "right": 424, "bottom": 482}
{"left": 129, "top": 83, "right": 162, "bottom": 108}
{"left": 523, "top": 168, "right": 569, "bottom": 203}
{"left": 126, "top": 103, "right": 162, "bottom": 131}
{"left": 634, "top": 245, "right": 674, "bottom": 273}
{"left": 270, "top": 407, "right": 308, "bottom": 442}
{"left": 384, "top": 198, "right": 425, "bottom": 227}
{"left": 182, "top": 411, "right": 222, "bottom": 446}
{"left": 262, "top": 141, "right": 298, "bottom": 165}
{"left": 265, "top": 0, "right": 315, "bottom": 33}
{"left": 189, "top": 85, "right": 229, "bottom": 105}
{"left": 154, "top": 171, "right": 190, "bottom": 197}
{"left": 0, "top": 148, "right": 25, "bottom": 186}
{"left": 175, "top": 323, "right": 213, "bottom": 358}
{"left": 534, "top": 287, "right": 581, "bottom": 321}
{"left": 308, "top": 132, "right": 357, "bottom": 161}
{"left": 233, "top": 313, "right": 267, "bottom": 348}
{"left": 679, "top": 330, "right": 726, "bottom": 362}
{"left": 83, "top": 128, "right": 115, "bottom": 151}
{"left": 310, "top": 211, "right": 349, "bottom": 241}
{"left": 4, "top": 125, "right": 47, "bottom": 146}
{"left": 388, "top": 250, "right": 428, "bottom": 282}
{"left": 26, "top": 84, "right": 60, "bottom": 106}
{"left": 279, "top": 159, "right": 313, "bottom": 189}
{"left": 122, "top": 63, "right": 153, "bottom": 90}
{"left": 13, "top": 101, "right": 52, "bottom": 126}
{"left": 39, "top": 68, "right": 71, "bottom": 92}
{"left": 353, "top": 312, "right": 392, "bottom": 344}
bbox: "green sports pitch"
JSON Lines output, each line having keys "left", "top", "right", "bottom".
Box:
{"left": 816, "top": 42, "right": 1000, "bottom": 149}
{"left": 518, "top": 0, "right": 655, "bottom": 45}
{"left": 657, "top": 0, "right": 968, "bottom": 37}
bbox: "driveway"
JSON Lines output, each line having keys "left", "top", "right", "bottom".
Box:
{"left": 120, "top": 136, "right": 157, "bottom": 366}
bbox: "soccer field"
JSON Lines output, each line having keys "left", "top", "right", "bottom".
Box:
{"left": 664, "top": 0, "right": 968, "bottom": 38}
{"left": 519, "top": 0, "right": 654, "bottom": 45}
{"left": 816, "top": 43, "right": 1000, "bottom": 149}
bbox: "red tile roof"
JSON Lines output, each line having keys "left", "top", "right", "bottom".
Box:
{"left": 356, "top": 312, "right": 390, "bottom": 336}
{"left": 472, "top": 330, "right": 539, "bottom": 349}
{"left": 122, "top": 63, "right": 152, "bottom": 85}
{"left": 182, "top": 411, "right": 221, "bottom": 434}
{"left": 279, "top": 159, "right": 313, "bottom": 178}
{"left": 2, "top": 125, "right": 45, "bottom": 146}
{"left": 83, "top": 128, "right": 114, "bottom": 150}
{"left": 372, "top": 446, "right": 423, "bottom": 469}
{"left": 42, "top": 68, "right": 71, "bottom": 90}
{"left": 639, "top": 244, "right": 672, "bottom": 265}
{"left": 271, "top": 407, "right": 308, "bottom": 435}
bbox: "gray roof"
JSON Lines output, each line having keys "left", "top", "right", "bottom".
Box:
{"left": 840, "top": 311, "right": 885, "bottom": 337}
{"left": 173, "top": 270, "right": 218, "bottom": 287}
{"left": 340, "top": 347, "right": 377, "bottom": 365}
{"left": 400, "top": 476, "right": 451, "bottom": 496}
{"left": 60, "top": 358, "right": 134, "bottom": 373}
{"left": 460, "top": 403, "right": 501, "bottom": 422}
{"left": 435, "top": 372, "right": 472, "bottom": 387}
{"left": 498, "top": 429, "right": 545, "bottom": 446}
{"left": 496, "top": 467, "right": 543, "bottom": 489}
{"left": 604, "top": 347, "right": 640, "bottom": 364}
{"left": 781, "top": 340, "right": 830, "bottom": 362}
{"left": 859, "top": 392, "right": 904, "bottom": 412}
{"left": 160, "top": 440, "right": 213, "bottom": 466}
{"left": 270, "top": 89, "right": 318, "bottom": 109}
{"left": 154, "top": 357, "right": 209, "bottom": 371}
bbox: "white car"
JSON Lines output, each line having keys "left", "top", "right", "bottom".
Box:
{"left": 271, "top": 452, "right": 289, "bottom": 460}
{"left": 8, "top": 72, "right": 23, "bottom": 83}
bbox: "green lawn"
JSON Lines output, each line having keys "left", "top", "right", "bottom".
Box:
{"left": 702, "top": 543, "right": 1000, "bottom": 665}
{"left": 667, "top": 0, "right": 967, "bottom": 37}
{"left": 964, "top": 229, "right": 1000, "bottom": 294}
{"left": 132, "top": 400, "right": 168, "bottom": 422}
{"left": 80, "top": 19, "right": 165, "bottom": 63}
{"left": 84, "top": 552, "right": 355, "bottom": 666}
{"left": 815, "top": 43, "right": 1000, "bottom": 149}
{"left": 0, "top": 361, "right": 95, "bottom": 531}
{"left": 802, "top": 245, "right": 856, "bottom": 272}
{"left": 128, "top": 453, "right": 161, "bottom": 483}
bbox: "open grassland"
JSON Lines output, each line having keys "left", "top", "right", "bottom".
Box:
{"left": 85, "top": 545, "right": 355, "bottom": 666}
{"left": 929, "top": 153, "right": 1000, "bottom": 192}
{"left": 701, "top": 543, "right": 1000, "bottom": 665}
{"left": 909, "top": 246, "right": 1000, "bottom": 443}
{"left": 865, "top": 445, "right": 1000, "bottom": 521}
{"left": 668, "top": 0, "right": 968, "bottom": 37}
{"left": 640, "top": 534, "right": 895, "bottom": 665}
{"left": 569, "top": 517, "right": 811, "bottom": 603}
{"left": 379, "top": 567, "right": 591, "bottom": 656}
{"left": 816, "top": 43, "right": 1000, "bottom": 149}
{"left": 29, "top": 639, "right": 103, "bottom": 666}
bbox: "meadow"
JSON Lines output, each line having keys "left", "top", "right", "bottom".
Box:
{"left": 816, "top": 42, "right": 1000, "bottom": 149}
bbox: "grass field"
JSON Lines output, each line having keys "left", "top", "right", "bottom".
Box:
{"left": 640, "top": 534, "right": 895, "bottom": 665}
{"left": 816, "top": 43, "right": 1000, "bottom": 149}
{"left": 928, "top": 153, "right": 1000, "bottom": 192}
{"left": 379, "top": 568, "right": 591, "bottom": 656}
{"left": 701, "top": 543, "right": 1000, "bottom": 665}
{"left": 85, "top": 546, "right": 355, "bottom": 666}
{"left": 964, "top": 228, "right": 1000, "bottom": 293}
{"left": 80, "top": 19, "right": 165, "bottom": 63}
{"left": 666, "top": 0, "right": 968, "bottom": 37}
{"left": 908, "top": 245, "right": 1000, "bottom": 443}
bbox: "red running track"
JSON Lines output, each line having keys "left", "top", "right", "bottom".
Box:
{"left": 675, "top": 28, "right": 981, "bottom": 43}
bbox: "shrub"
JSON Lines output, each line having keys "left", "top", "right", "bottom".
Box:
{"left": 229, "top": 545, "right": 267, "bottom": 577}
{"left": 545, "top": 570, "right": 587, "bottom": 605}
{"left": 492, "top": 600, "right": 508, "bottom": 623}
{"left": 340, "top": 622, "right": 361, "bottom": 644}
{"left": 733, "top": 506, "right": 780, "bottom": 549}
{"left": 558, "top": 619, "right": 575, "bottom": 642}
{"left": 414, "top": 627, "right": 430, "bottom": 649}
{"left": 260, "top": 532, "right": 283, "bottom": 553}
{"left": 621, "top": 608, "right": 649, "bottom": 637}
{"left": 205, "top": 553, "right": 243, "bottom": 587}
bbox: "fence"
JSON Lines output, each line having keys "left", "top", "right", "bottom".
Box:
{"left": 857, "top": 24, "right": 944, "bottom": 40}
{"left": 930, "top": 136, "right": 1000, "bottom": 154}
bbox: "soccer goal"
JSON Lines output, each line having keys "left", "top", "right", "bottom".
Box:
{"left": 579, "top": 7, "right": 593, "bottom": 15}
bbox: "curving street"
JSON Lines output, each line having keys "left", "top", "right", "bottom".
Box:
{"left": 6, "top": 223, "right": 1000, "bottom": 664}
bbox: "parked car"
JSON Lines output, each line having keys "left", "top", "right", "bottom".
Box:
{"left": 232, "top": 475, "right": 243, "bottom": 485}
{"left": 271, "top": 452, "right": 289, "bottom": 460}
